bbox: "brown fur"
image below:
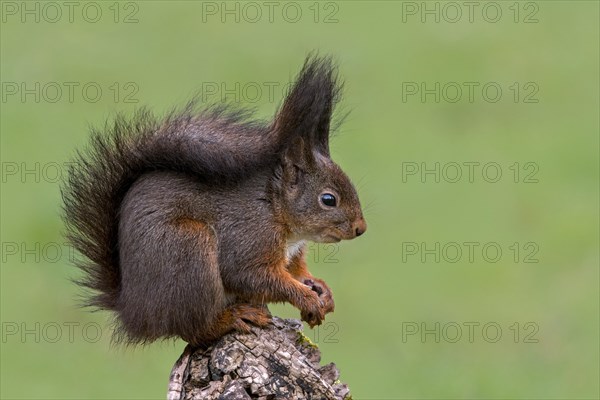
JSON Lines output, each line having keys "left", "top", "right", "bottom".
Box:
{"left": 62, "top": 55, "right": 366, "bottom": 346}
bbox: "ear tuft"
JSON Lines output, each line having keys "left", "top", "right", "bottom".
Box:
{"left": 274, "top": 53, "right": 342, "bottom": 157}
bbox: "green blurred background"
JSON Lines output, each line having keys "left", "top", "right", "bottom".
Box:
{"left": 1, "top": 1, "right": 598, "bottom": 399}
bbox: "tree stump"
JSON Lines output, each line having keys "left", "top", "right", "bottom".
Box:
{"left": 167, "top": 317, "right": 351, "bottom": 400}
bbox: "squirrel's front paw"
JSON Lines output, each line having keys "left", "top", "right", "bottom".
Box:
{"left": 298, "top": 289, "right": 326, "bottom": 328}
{"left": 303, "top": 278, "right": 335, "bottom": 314}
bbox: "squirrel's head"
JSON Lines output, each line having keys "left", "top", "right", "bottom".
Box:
{"left": 273, "top": 137, "right": 367, "bottom": 243}
{"left": 270, "top": 55, "right": 366, "bottom": 243}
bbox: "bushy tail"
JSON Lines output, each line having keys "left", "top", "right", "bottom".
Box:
{"left": 62, "top": 104, "right": 281, "bottom": 310}
{"left": 62, "top": 54, "right": 341, "bottom": 312}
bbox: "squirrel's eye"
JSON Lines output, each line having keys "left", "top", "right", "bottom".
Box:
{"left": 320, "top": 193, "right": 337, "bottom": 207}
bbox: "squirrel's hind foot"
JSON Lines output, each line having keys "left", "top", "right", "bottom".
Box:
{"left": 223, "top": 303, "right": 273, "bottom": 334}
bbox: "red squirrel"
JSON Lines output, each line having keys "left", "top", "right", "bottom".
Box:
{"left": 62, "top": 55, "right": 367, "bottom": 346}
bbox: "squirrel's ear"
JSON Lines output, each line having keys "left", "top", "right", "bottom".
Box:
{"left": 273, "top": 54, "right": 341, "bottom": 157}
{"left": 280, "top": 136, "right": 310, "bottom": 186}
{"left": 282, "top": 135, "right": 309, "bottom": 168}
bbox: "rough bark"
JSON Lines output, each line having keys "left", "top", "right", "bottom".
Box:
{"left": 167, "top": 317, "right": 351, "bottom": 400}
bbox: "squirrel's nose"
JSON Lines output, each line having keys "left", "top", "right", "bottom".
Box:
{"left": 353, "top": 218, "right": 367, "bottom": 237}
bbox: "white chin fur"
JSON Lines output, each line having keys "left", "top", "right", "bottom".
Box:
{"left": 286, "top": 240, "right": 306, "bottom": 261}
